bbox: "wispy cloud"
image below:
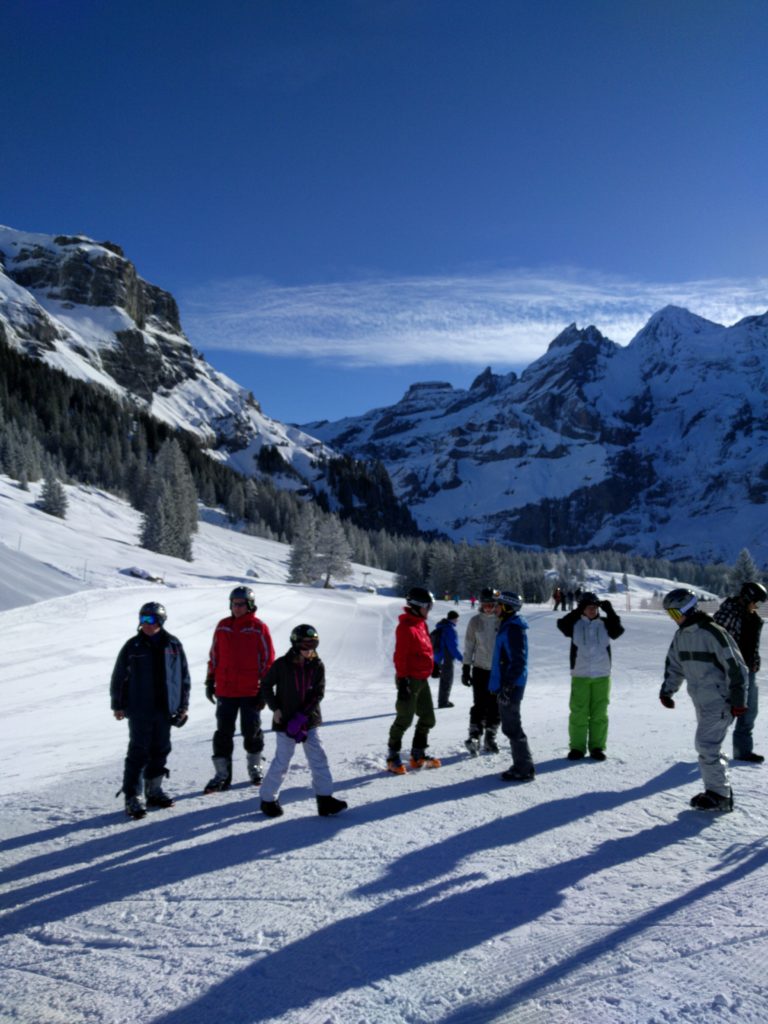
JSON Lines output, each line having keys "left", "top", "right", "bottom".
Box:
{"left": 179, "top": 269, "right": 768, "bottom": 369}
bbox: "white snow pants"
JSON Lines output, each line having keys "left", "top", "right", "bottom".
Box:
{"left": 690, "top": 681, "right": 733, "bottom": 797}
{"left": 260, "top": 729, "right": 334, "bottom": 802}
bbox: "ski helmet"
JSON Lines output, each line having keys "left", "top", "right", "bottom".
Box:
{"left": 740, "top": 581, "right": 767, "bottom": 604}
{"left": 578, "top": 592, "right": 600, "bottom": 609}
{"left": 405, "top": 586, "right": 434, "bottom": 612}
{"left": 139, "top": 601, "right": 167, "bottom": 626}
{"left": 497, "top": 591, "right": 523, "bottom": 614}
{"left": 663, "top": 588, "right": 698, "bottom": 622}
{"left": 479, "top": 587, "right": 499, "bottom": 604}
{"left": 290, "top": 624, "right": 319, "bottom": 649}
{"left": 229, "top": 586, "right": 256, "bottom": 612}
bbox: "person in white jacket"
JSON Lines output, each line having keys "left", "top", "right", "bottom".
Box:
{"left": 556, "top": 591, "right": 624, "bottom": 761}
{"left": 462, "top": 588, "right": 501, "bottom": 755}
{"left": 660, "top": 588, "right": 749, "bottom": 812}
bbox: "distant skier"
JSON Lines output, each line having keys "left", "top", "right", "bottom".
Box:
{"left": 556, "top": 592, "right": 624, "bottom": 761}
{"left": 258, "top": 624, "right": 347, "bottom": 818}
{"left": 110, "top": 602, "right": 190, "bottom": 820}
{"left": 659, "top": 588, "right": 749, "bottom": 811}
{"left": 387, "top": 587, "right": 440, "bottom": 774}
{"left": 203, "top": 586, "right": 275, "bottom": 793}
{"left": 713, "top": 581, "right": 766, "bottom": 763}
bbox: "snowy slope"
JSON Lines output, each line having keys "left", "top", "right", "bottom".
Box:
{"left": 1, "top": 477, "right": 767, "bottom": 1024}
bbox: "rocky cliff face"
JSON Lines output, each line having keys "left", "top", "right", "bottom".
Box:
{"left": 305, "top": 308, "right": 768, "bottom": 564}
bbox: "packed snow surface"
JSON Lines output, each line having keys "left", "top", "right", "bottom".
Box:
{"left": 1, "top": 476, "right": 766, "bottom": 1024}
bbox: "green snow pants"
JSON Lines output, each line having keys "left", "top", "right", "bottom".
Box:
{"left": 569, "top": 675, "right": 611, "bottom": 753}
{"left": 388, "top": 676, "right": 436, "bottom": 755}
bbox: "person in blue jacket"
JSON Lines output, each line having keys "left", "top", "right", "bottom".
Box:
{"left": 489, "top": 592, "right": 535, "bottom": 782}
{"left": 110, "top": 602, "right": 191, "bottom": 820}
{"left": 432, "top": 610, "right": 463, "bottom": 708}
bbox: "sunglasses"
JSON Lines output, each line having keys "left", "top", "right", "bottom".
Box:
{"left": 139, "top": 614, "right": 161, "bottom": 625}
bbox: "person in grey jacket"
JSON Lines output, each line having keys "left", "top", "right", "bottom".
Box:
{"left": 556, "top": 592, "right": 624, "bottom": 761}
{"left": 462, "top": 588, "right": 501, "bottom": 755}
{"left": 660, "top": 589, "right": 749, "bottom": 812}
{"left": 111, "top": 602, "right": 190, "bottom": 820}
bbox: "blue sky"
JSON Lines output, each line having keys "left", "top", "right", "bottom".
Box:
{"left": 2, "top": 0, "right": 767, "bottom": 423}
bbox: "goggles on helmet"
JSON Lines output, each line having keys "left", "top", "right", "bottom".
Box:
{"left": 139, "top": 613, "right": 161, "bottom": 625}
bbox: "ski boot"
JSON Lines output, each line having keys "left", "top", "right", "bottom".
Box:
{"left": 125, "top": 795, "right": 146, "bottom": 820}
{"left": 409, "top": 750, "right": 441, "bottom": 770}
{"left": 204, "top": 757, "right": 232, "bottom": 794}
{"left": 386, "top": 750, "right": 407, "bottom": 775}
{"left": 246, "top": 752, "right": 264, "bottom": 786}
{"left": 483, "top": 730, "right": 500, "bottom": 754}
{"left": 317, "top": 795, "right": 348, "bottom": 816}
{"left": 464, "top": 731, "right": 481, "bottom": 757}
{"left": 690, "top": 789, "right": 733, "bottom": 812}
{"left": 501, "top": 766, "right": 536, "bottom": 782}
{"left": 260, "top": 799, "right": 284, "bottom": 818}
{"left": 145, "top": 774, "right": 175, "bottom": 809}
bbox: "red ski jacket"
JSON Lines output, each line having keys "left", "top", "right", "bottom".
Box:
{"left": 393, "top": 609, "right": 434, "bottom": 680}
{"left": 207, "top": 613, "right": 275, "bottom": 698}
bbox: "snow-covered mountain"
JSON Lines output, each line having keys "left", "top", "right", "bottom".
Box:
{"left": 305, "top": 309, "right": 768, "bottom": 563}
{"left": 0, "top": 226, "right": 333, "bottom": 487}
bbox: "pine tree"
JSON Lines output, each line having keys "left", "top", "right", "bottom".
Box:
{"left": 39, "top": 472, "right": 68, "bottom": 518}
{"left": 139, "top": 440, "right": 197, "bottom": 560}
{"left": 288, "top": 504, "right": 319, "bottom": 584}
{"left": 729, "top": 548, "right": 760, "bottom": 593}
{"left": 316, "top": 514, "right": 353, "bottom": 588}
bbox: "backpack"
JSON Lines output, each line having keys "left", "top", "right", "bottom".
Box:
{"left": 430, "top": 622, "right": 444, "bottom": 656}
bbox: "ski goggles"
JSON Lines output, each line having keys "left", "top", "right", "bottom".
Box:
{"left": 665, "top": 607, "right": 686, "bottom": 624}
{"left": 139, "top": 613, "right": 161, "bottom": 625}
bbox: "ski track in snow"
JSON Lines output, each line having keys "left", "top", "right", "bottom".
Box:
{"left": 1, "top": 477, "right": 767, "bottom": 1024}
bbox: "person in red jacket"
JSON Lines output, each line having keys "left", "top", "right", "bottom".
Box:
{"left": 203, "top": 586, "right": 275, "bottom": 793}
{"left": 387, "top": 587, "right": 441, "bottom": 774}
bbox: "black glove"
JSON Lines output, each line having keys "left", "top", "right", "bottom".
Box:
{"left": 461, "top": 664, "right": 472, "bottom": 687}
{"left": 599, "top": 600, "right": 613, "bottom": 612}
{"left": 396, "top": 677, "right": 412, "bottom": 702}
{"left": 430, "top": 661, "right": 440, "bottom": 679}
{"left": 170, "top": 710, "right": 188, "bottom": 728}
{"left": 659, "top": 690, "right": 675, "bottom": 709}
{"left": 205, "top": 676, "right": 216, "bottom": 703}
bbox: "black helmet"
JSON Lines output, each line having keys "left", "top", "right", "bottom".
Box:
{"left": 479, "top": 587, "right": 499, "bottom": 604}
{"left": 406, "top": 586, "right": 434, "bottom": 611}
{"left": 139, "top": 601, "right": 167, "bottom": 625}
{"left": 229, "top": 586, "right": 256, "bottom": 612}
{"left": 290, "top": 624, "right": 319, "bottom": 649}
{"left": 663, "top": 588, "right": 698, "bottom": 621}
{"left": 740, "top": 581, "right": 767, "bottom": 604}
{"left": 497, "top": 591, "right": 523, "bottom": 614}
{"left": 578, "top": 591, "right": 600, "bottom": 609}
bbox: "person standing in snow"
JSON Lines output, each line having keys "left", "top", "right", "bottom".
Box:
{"left": 203, "top": 586, "right": 275, "bottom": 793}
{"left": 258, "top": 624, "right": 347, "bottom": 818}
{"left": 556, "top": 592, "right": 624, "bottom": 761}
{"left": 462, "top": 587, "right": 501, "bottom": 756}
{"left": 659, "top": 588, "right": 749, "bottom": 811}
{"left": 432, "top": 609, "right": 463, "bottom": 708}
{"left": 713, "top": 581, "right": 766, "bottom": 763}
{"left": 111, "top": 602, "right": 190, "bottom": 820}
{"left": 387, "top": 587, "right": 441, "bottom": 774}
{"left": 491, "top": 591, "right": 535, "bottom": 782}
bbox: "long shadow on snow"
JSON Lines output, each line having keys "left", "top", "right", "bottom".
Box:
{"left": 2, "top": 759, "right": 693, "bottom": 934}
{"left": 147, "top": 767, "right": 715, "bottom": 1024}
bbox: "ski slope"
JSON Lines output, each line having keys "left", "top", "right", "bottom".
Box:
{"left": 1, "top": 475, "right": 766, "bottom": 1024}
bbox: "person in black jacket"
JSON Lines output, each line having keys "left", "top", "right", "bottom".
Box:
{"left": 110, "top": 602, "right": 191, "bottom": 820}
{"left": 258, "top": 624, "right": 347, "bottom": 818}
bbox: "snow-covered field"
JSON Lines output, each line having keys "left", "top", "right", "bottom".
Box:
{"left": 1, "top": 475, "right": 766, "bottom": 1024}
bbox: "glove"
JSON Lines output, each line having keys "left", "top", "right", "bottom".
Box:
{"left": 599, "top": 600, "right": 613, "bottom": 612}
{"left": 285, "top": 712, "right": 309, "bottom": 743}
{"left": 205, "top": 676, "right": 216, "bottom": 704}
{"left": 488, "top": 675, "right": 500, "bottom": 694}
{"left": 170, "top": 710, "right": 188, "bottom": 728}
{"left": 731, "top": 705, "right": 748, "bottom": 718}
{"left": 659, "top": 691, "right": 675, "bottom": 709}
{"left": 461, "top": 664, "right": 472, "bottom": 687}
{"left": 430, "top": 661, "right": 440, "bottom": 679}
{"left": 396, "top": 677, "right": 411, "bottom": 702}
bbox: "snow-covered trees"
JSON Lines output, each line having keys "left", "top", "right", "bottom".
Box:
{"left": 288, "top": 504, "right": 319, "bottom": 584}
{"left": 289, "top": 509, "right": 354, "bottom": 588}
{"left": 729, "top": 548, "right": 760, "bottom": 592}
{"left": 39, "top": 472, "right": 68, "bottom": 518}
{"left": 140, "top": 440, "right": 198, "bottom": 560}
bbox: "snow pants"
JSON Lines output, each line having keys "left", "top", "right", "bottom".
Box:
{"left": 733, "top": 671, "right": 758, "bottom": 758}
{"left": 569, "top": 675, "right": 610, "bottom": 753}
{"left": 438, "top": 656, "right": 455, "bottom": 706}
{"left": 468, "top": 667, "right": 500, "bottom": 737}
{"left": 689, "top": 681, "right": 733, "bottom": 797}
{"left": 123, "top": 710, "right": 172, "bottom": 797}
{"left": 212, "top": 696, "right": 264, "bottom": 759}
{"left": 260, "top": 729, "right": 334, "bottom": 802}
{"left": 499, "top": 689, "right": 534, "bottom": 774}
{"left": 388, "top": 677, "right": 436, "bottom": 754}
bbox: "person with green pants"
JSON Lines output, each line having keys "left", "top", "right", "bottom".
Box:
{"left": 556, "top": 592, "right": 624, "bottom": 761}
